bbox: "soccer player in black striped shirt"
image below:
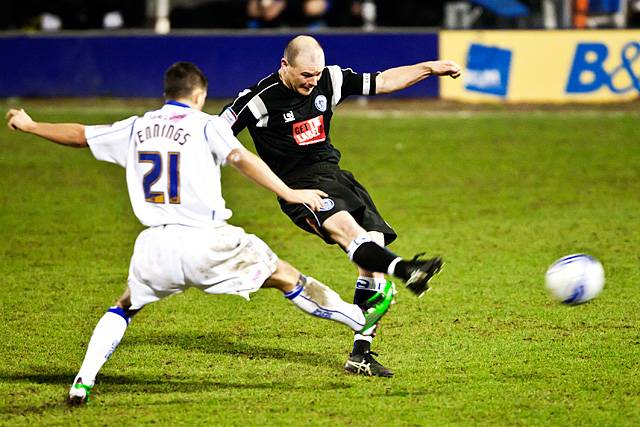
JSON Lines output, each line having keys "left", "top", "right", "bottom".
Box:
{"left": 221, "top": 35, "right": 461, "bottom": 377}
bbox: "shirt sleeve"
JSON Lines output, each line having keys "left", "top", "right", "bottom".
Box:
{"left": 219, "top": 88, "right": 261, "bottom": 136}
{"left": 326, "top": 65, "right": 378, "bottom": 110}
{"left": 85, "top": 116, "right": 138, "bottom": 167}
{"left": 205, "top": 116, "right": 245, "bottom": 166}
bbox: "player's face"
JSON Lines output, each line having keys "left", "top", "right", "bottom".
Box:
{"left": 290, "top": 65, "right": 322, "bottom": 96}
{"left": 281, "top": 56, "right": 324, "bottom": 96}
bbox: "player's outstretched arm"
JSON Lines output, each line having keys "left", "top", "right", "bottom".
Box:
{"left": 375, "top": 60, "right": 462, "bottom": 95}
{"left": 6, "top": 108, "right": 87, "bottom": 147}
{"left": 226, "top": 147, "right": 327, "bottom": 211}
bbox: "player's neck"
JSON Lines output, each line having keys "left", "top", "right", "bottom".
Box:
{"left": 167, "top": 98, "right": 200, "bottom": 111}
{"left": 278, "top": 69, "right": 293, "bottom": 91}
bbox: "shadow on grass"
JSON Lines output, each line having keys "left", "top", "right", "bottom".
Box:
{"left": 0, "top": 330, "right": 348, "bottom": 417}
{"left": 0, "top": 329, "right": 344, "bottom": 386}
{"left": 0, "top": 371, "right": 352, "bottom": 391}
{"left": 0, "top": 371, "right": 353, "bottom": 416}
{"left": 0, "top": 372, "right": 76, "bottom": 385}
{"left": 128, "top": 330, "right": 342, "bottom": 368}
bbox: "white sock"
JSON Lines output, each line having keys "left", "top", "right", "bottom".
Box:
{"left": 356, "top": 277, "right": 387, "bottom": 293}
{"left": 74, "top": 307, "right": 129, "bottom": 386}
{"left": 346, "top": 235, "right": 373, "bottom": 261}
{"left": 354, "top": 331, "right": 375, "bottom": 342}
{"left": 355, "top": 276, "right": 375, "bottom": 290}
{"left": 284, "top": 277, "right": 365, "bottom": 331}
{"left": 387, "top": 257, "right": 402, "bottom": 276}
{"left": 373, "top": 277, "right": 387, "bottom": 292}
{"left": 354, "top": 277, "right": 385, "bottom": 338}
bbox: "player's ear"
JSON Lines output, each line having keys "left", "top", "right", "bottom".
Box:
{"left": 197, "top": 89, "right": 208, "bottom": 110}
{"left": 281, "top": 58, "right": 289, "bottom": 68}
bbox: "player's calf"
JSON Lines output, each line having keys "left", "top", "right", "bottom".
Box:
{"left": 347, "top": 236, "right": 443, "bottom": 296}
{"left": 68, "top": 306, "right": 131, "bottom": 405}
{"left": 358, "top": 281, "right": 394, "bottom": 332}
{"left": 284, "top": 275, "right": 393, "bottom": 332}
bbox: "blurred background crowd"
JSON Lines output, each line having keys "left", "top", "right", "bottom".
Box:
{"left": 1, "top": 0, "right": 638, "bottom": 31}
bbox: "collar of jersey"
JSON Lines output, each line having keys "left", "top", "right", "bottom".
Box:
{"left": 165, "top": 100, "right": 191, "bottom": 109}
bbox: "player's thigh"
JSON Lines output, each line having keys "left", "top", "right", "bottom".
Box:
{"left": 181, "top": 224, "right": 278, "bottom": 297}
{"left": 322, "top": 210, "right": 368, "bottom": 248}
{"left": 127, "top": 226, "right": 188, "bottom": 310}
{"left": 338, "top": 170, "right": 380, "bottom": 210}
{"left": 339, "top": 171, "right": 397, "bottom": 245}
{"left": 279, "top": 176, "right": 366, "bottom": 244}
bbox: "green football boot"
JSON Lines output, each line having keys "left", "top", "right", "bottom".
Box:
{"left": 67, "top": 379, "right": 93, "bottom": 406}
{"left": 359, "top": 280, "right": 395, "bottom": 333}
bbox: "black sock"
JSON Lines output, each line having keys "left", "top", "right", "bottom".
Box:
{"left": 353, "top": 287, "right": 377, "bottom": 307}
{"left": 352, "top": 339, "right": 371, "bottom": 355}
{"left": 350, "top": 241, "right": 398, "bottom": 275}
{"left": 391, "top": 260, "right": 411, "bottom": 281}
{"left": 352, "top": 287, "right": 376, "bottom": 356}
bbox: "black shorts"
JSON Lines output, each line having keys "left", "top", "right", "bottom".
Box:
{"left": 279, "top": 164, "right": 397, "bottom": 246}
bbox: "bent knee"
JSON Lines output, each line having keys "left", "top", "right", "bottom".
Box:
{"left": 264, "top": 260, "right": 302, "bottom": 292}
{"left": 323, "top": 212, "right": 367, "bottom": 248}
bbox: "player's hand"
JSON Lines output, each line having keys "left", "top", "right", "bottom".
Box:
{"left": 6, "top": 108, "right": 35, "bottom": 131}
{"left": 284, "top": 189, "right": 328, "bottom": 211}
{"left": 428, "top": 60, "right": 462, "bottom": 79}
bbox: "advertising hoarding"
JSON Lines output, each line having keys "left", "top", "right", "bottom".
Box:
{"left": 440, "top": 30, "right": 640, "bottom": 103}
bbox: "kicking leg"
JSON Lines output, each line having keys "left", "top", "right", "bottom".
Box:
{"left": 263, "top": 260, "right": 393, "bottom": 333}
{"left": 323, "top": 211, "right": 443, "bottom": 297}
{"left": 68, "top": 288, "right": 141, "bottom": 405}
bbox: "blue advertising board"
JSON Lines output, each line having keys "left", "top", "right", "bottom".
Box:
{"left": 0, "top": 32, "right": 439, "bottom": 98}
{"left": 465, "top": 43, "right": 512, "bottom": 97}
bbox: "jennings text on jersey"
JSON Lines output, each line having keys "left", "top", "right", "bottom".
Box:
{"left": 136, "top": 122, "right": 191, "bottom": 145}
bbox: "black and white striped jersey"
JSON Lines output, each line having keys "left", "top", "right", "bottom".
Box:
{"left": 220, "top": 66, "right": 376, "bottom": 181}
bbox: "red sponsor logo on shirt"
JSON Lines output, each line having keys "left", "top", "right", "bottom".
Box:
{"left": 292, "top": 116, "right": 326, "bottom": 146}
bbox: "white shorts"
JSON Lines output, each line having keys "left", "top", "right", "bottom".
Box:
{"left": 127, "top": 223, "right": 278, "bottom": 310}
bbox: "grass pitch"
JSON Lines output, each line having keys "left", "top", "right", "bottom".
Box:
{"left": 0, "top": 100, "right": 639, "bottom": 426}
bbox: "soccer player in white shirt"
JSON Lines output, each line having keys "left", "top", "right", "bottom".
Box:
{"left": 5, "top": 62, "right": 394, "bottom": 405}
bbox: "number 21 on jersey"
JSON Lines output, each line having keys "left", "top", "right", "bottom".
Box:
{"left": 138, "top": 151, "right": 180, "bottom": 204}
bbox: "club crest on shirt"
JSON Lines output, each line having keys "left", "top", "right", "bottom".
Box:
{"left": 319, "top": 198, "right": 335, "bottom": 211}
{"left": 292, "top": 115, "right": 326, "bottom": 145}
{"left": 314, "top": 95, "right": 327, "bottom": 112}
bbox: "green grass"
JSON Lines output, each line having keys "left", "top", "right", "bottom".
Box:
{"left": 1, "top": 101, "right": 639, "bottom": 426}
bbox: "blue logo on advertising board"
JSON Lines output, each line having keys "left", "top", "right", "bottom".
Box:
{"left": 566, "top": 42, "right": 640, "bottom": 94}
{"left": 465, "top": 43, "right": 512, "bottom": 97}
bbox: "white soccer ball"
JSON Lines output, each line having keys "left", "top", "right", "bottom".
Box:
{"left": 545, "top": 254, "right": 605, "bottom": 304}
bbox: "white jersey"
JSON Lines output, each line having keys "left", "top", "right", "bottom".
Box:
{"left": 85, "top": 102, "right": 243, "bottom": 227}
